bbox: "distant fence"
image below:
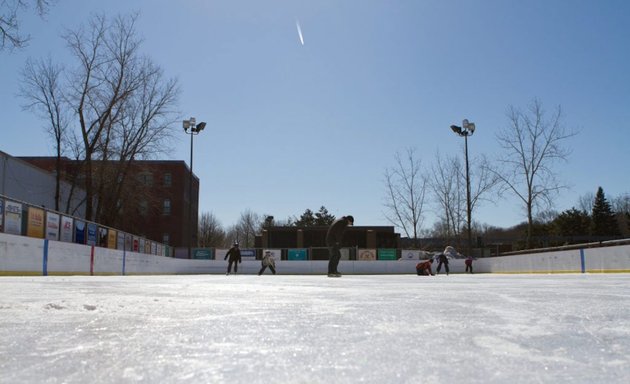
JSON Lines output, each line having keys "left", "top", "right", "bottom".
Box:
{"left": 1, "top": 194, "right": 170, "bottom": 257}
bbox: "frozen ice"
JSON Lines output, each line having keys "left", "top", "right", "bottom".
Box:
{"left": 1, "top": 274, "right": 629, "bottom": 383}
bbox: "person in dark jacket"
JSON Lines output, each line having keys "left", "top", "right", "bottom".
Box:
{"left": 436, "top": 252, "right": 450, "bottom": 275}
{"left": 258, "top": 250, "right": 277, "bottom": 275}
{"left": 325, "top": 215, "right": 354, "bottom": 277}
{"left": 224, "top": 242, "right": 242, "bottom": 275}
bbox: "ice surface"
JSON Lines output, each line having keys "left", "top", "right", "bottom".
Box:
{"left": 1, "top": 274, "right": 629, "bottom": 383}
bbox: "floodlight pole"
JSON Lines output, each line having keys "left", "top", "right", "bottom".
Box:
{"left": 450, "top": 120, "right": 475, "bottom": 258}
{"left": 183, "top": 117, "right": 206, "bottom": 259}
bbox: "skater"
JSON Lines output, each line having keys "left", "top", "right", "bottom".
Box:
{"left": 258, "top": 250, "right": 277, "bottom": 275}
{"left": 416, "top": 258, "right": 434, "bottom": 276}
{"left": 465, "top": 256, "right": 474, "bottom": 273}
{"left": 224, "top": 242, "right": 242, "bottom": 275}
{"left": 436, "top": 251, "right": 450, "bottom": 275}
{"left": 326, "top": 215, "right": 354, "bottom": 277}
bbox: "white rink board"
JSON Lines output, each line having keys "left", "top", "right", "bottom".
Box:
{"left": 1, "top": 233, "right": 630, "bottom": 275}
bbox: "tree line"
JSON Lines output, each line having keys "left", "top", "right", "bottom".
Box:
{"left": 197, "top": 187, "right": 629, "bottom": 250}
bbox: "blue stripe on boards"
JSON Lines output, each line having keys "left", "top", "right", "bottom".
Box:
{"left": 43, "top": 239, "right": 49, "bottom": 276}
{"left": 580, "top": 249, "right": 586, "bottom": 273}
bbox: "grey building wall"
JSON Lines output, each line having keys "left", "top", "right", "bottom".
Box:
{"left": 0, "top": 150, "right": 86, "bottom": 217}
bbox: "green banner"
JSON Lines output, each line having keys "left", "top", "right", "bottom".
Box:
{"left": 378, "top": 248, "right": 397, "bottom": 260}
{"left": 288, "top": 249, "right": 308, "bottom": 260}
{"left": 193, "top": 248, "right": 213, "bottom": 259}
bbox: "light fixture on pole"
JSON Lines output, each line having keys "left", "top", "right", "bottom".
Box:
{"left": 183, "top": 117, "right": 206, "bottom": 259}
{"left": 450, "top": 119, "right": 475, "bottom": 258}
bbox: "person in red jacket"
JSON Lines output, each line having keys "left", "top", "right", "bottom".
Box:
{"left": 465, "top": 256, "right": 474, "bottom": 273}
{"left": 416, "top": 258, "right": 434, "bottom": 276}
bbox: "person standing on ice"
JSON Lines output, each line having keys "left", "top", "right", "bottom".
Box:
{"left": 258, "top": 250, "right": 277, "bottom": 275}
{"left": 465, "top": 256, "right": 474, "bottom": 273}
{"left": 325, "top": 215, "right": 354, "bottom": 277}
{"left": 224, "top": 242, "right": 242, "bottom": 275}
{"left": 436, "top": 247, "right": 453, "bottom": 275}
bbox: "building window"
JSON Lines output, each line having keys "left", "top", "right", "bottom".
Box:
{"left": 164, "top": 172, "right": 172, "bottom": 187}
{"left": 139, "top": 200, "right": 148, "bottom": 216}
{"left": 163, "top": 233, "right": 170, "bottom": 245}
{"left": 163, "top": 199, "right": 171, "bottom": 215}
{"left": 138, "top": 172, "right": 153, "bottom": 186}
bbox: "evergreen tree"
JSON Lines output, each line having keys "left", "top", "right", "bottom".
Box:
{"left": 591, "top": 187, "right": 620, "bottom": 237}
{"left": 294, "top": 209, "right": 316, "bottom": 226}
{"left": 314, "top": 206, "right": 335, "bottom": 226}
{"left": 552, "top": 208, "right": 591, "bottom": 238}
{"left": 293, "top": 206, "right": 335, "bottom": 226}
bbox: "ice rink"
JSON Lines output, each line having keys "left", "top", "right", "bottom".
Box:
{"left": 1, "top": 273, "right": 629, "bottom": 383}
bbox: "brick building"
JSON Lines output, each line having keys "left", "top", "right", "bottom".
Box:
{"left": 19, "top": 157, "right": 198, "bottom": 251}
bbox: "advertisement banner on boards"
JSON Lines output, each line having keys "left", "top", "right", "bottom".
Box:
{"left": 4, "top": 201, "right": 22, "bottom": 235}
{"left": 117, "top": 231, "right": 125, "bottom": 250}
{"left": 98, "top": 227, "right": 108, "bottom": 247}
{"left": 87, "top": 223, "right": 98, "bottom": 246}
{"left": 400, "top": 250, "right": 421, "bottom": 260}
{"left": 378, "top": 248, "right": 397, "bottom": 260}
{"left": 193, "top": 248, "right": 213, "bottom": 259}
{"left": 263, "top": 249, "right": 282, "bottom": 263}
{"left": 288, "top": 248, "right": 308, "bottom": 260}
{"left": 240, "top": 249, "right": 256, "bottom": 258}
{"left": 75, "top": 220, "right": 86, "bottom": 244}
{"left": 357, "top": 249, "right": 376, "bottom": 261}
{"left": 45, "top": 212, "right": 60, "bottom": 240}
{"left": 108, "top": 229, "right": 117, "bottom": 249}
{"left": 60, "top": 216, "right": 73, "bottom": 242}
{"left": 27, "top": 207, "right": 45, "bottom": 239}
{"left": 216, "top": 248, "right": 256, "bottom": 260}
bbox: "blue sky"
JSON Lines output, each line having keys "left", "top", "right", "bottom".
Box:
{"left": 2, "top": 0, "right": 629, "bottom": 230}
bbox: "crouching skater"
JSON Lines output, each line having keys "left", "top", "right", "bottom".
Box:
{"left": 416, "top": 258, "right": 434, "bottom": 276}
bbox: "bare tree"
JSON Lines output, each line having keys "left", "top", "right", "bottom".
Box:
{"left": 430, "top": 152, "right": 500, "bottom": 248}
{"left": 198, "top": 212, "right": 226, "bottom": 248}
{"left": 20, "top": 12, "right": 180, "bottom": 225}
{"left": 1, "top": 0, "right": 52, "bottom": 51}
{"left": 577, "top": 191, "right": 595, "bottom": 214}
{"left": 383, "top": 148, "right": 428, "bottom": 247}
{"left": 495, "top": 99, "right": 576, "bottom": 248}
{"left": 20, "top": 56, "right": 68, "bottom": 211}
{"left": 228, "top": 209, "right": 262, "bottom": 248}
{"left": 429, "top": 152, "right": 464, "bottom": 243}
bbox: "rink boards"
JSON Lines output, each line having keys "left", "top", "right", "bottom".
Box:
{"left": 1, "top": 232, "right": 629, "bottom": 275}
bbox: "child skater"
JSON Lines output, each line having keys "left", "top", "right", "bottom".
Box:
{"left": 259, "top": 250, "right": 277, "bottom": 275}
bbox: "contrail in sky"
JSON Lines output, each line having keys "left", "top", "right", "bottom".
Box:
{"left": 296, "top": 20, "right": 304, "bottom": 45}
